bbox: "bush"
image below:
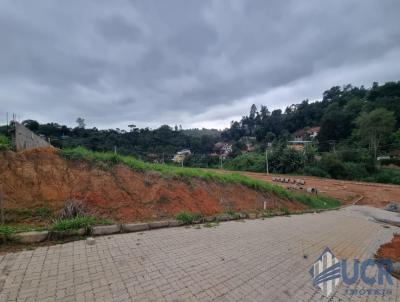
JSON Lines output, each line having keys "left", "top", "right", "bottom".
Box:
{"left": 175, "top": 211, "right": 202, "bottom": 224}
{"left": 380, "top": 158, "right": 400, "bottom": 167}
{"left": 303, "top": 166, "right": 330, "bottom": 178}
{"left": 224, "top": 153, "right": 266, "bottom": 172}
{"left": 58, "top": 199, "right": 87, "bottom": 219}
{"left": 320, "top": 153, "right": 347, "bottom": 179}
{"left": 367, "top": 168, "right": 400, "bottom": 185}
{"left": 342, "top": 162, "right": 368, "bottom": 180}
{"left": 0, "top": 134, "right": 11, "bottom": 150}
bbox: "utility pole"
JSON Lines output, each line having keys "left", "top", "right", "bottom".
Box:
{"left": 265, "top": 148, "right": 269, "bottom": 174}
{"left": 114, "top": 146, "right": 117, "bottom": 154}
{"left": 219, "top": 155, "right": 223, "bottom": 169}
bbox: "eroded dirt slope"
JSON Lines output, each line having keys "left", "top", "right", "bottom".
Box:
{"left": 0, "top": 149, "right": 304, "bottom": 222}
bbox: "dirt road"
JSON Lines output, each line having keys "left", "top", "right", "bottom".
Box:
{"left": 220, "top": 170, "right": 400, "bottom": 207}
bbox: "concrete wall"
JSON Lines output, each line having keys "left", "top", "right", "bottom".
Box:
{"left": 10, "top": 122, "right": 51, "bottom": 151}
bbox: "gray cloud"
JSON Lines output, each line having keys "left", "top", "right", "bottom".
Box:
{"left": 0, "top": 0, "right": 400, "bottom": 129}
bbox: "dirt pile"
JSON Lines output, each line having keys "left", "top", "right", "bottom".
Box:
{"left": 0, "top": 148, "right": 304, "bottom": 222}
{"left": 376, "top": 234, "right": 400, "bottom": 279}
{"left": 376, "top": 235, "right": 400, "bottom": 263}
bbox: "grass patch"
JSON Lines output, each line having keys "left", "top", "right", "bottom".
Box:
{"left": 59, "top": 147, "right": 340, "bottom": 209}
{"left": 175, "top": 211, "right": 202, "bottom": 225}
{"left": 50, "top": 216, "right": 111, "bottom": 231}
{"left": 0, "top": 225, "right": 44, "bottom": 241}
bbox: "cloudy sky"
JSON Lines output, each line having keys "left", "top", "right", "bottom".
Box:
{"left": 1, "top": 0, "right": 400, "bottom": 130}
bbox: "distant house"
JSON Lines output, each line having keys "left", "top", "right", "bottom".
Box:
{"left": 172, "top": 149, "right": 191, "bottom": 163}
{"left": 293, "top": 126, "right": 321, "bottom": 141}
{"left": 213, "top": 142, "right": 233, "bottom": 158}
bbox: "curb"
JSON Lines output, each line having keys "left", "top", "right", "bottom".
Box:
{"left": 14, "top": 231, "right": 49, "bottom": 243}
{"left": 2, "top": 208, "right": 342, "bottom": 244}
{"left": 92, "top": 224, "right": 121, "bottom": 236}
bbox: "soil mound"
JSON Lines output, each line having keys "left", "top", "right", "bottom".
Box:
{"left": 0, "top": 149, "right": 305, "bottom": 222}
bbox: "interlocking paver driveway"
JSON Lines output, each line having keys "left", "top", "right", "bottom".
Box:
{"left": 0, "top": 206, "right": 399, "bottom": 302}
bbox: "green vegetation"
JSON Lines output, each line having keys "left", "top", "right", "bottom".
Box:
{"left": 0, "top": 225, "right": 43, "bottom": 236}
{"left": 60, "top": 147, "right": 340, "bottom": 209}
{"left": 35, "top": 206, "right": 53, "bottom": 219}
{"left": 4, "top": 206, "right": 53, "bottom": 223}
{"left": 225, "top": 144, "right": 400, "bottom": 185}
{"left": 50, "top": 216, "right": 111, "bottom": 231}
{"left": 175, "top": 211, "right": 202, "bottom": 224}
{"left": 280, "top": 207, "right": 290, "bottom": 215}
{"left": 0, "top": 134, "right": 11, "bottom": 150}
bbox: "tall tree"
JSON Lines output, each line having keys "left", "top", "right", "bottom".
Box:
{"left": 354, "top": 108, "right": 396, "bottom": 159}
{"left": 76, "top": 117, "right": 86, "bottom": 129}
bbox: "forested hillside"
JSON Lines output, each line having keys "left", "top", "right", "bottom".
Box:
{"left": 223, "top": 81, "right": 400, "bottom": 150}
{"left": 1, "top": 81, "right": 400, "bottom": 184}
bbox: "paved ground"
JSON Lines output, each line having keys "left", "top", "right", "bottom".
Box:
{"left": 0, "top": 206, "right": 399, "bottom": 302}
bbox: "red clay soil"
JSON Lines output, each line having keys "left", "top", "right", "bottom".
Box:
{"left": 0, "top": 148, "right": 305, "bottom": 222}
{"left": 376, "top": 235, "right": 400, "bottom": 263}
{"left": 218, "top": 171, "right": 400, "bottom": 208}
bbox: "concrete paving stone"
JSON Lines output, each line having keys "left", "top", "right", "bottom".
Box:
{"left": 0, "top": 205, "right": 399, "bottom": 301}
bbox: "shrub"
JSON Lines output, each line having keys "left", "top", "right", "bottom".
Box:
{"left": 320, "top": 153, "right": 347, "bottom": 179}
{"left": 342, "top": 162, "right": 368, "bottom": 180}
{"left": 0, "top": 134, "right": 11, "bottom": 150}
{"left": 175, "top": 211, "right": 202, "bottom": 224}
{"left": 380, "top": 158, "right": 400, "bottom": 167}
{"left": 303, "top": 166, "right": 330, "bottom": 178}
{"left": 58, "top": 199, "right": 87, "bottom": 219}
{"left": 224, "top": 153, "right": 266, "bottom": 172}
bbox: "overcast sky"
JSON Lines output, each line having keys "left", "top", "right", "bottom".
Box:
{"left": 1, "top": 0, "right": 400, "bottom": 130}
